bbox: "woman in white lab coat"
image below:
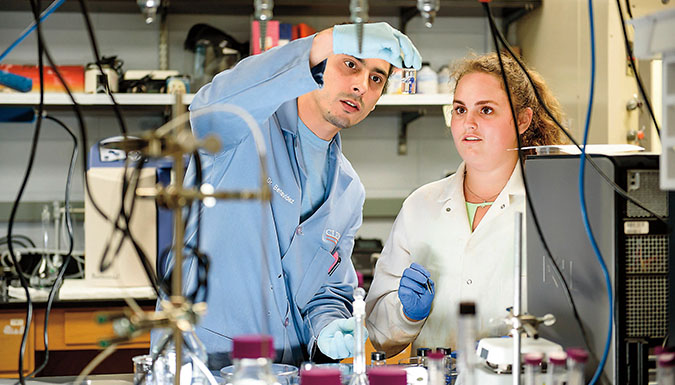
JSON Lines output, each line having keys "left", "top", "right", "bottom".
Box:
{"left": 365, "top": 53, "right": 567, "bottom": 357}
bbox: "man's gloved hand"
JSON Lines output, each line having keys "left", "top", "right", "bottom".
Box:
{"left": 317, "top": 317, "right": 368, "bottom": 360}
{"left": 398, "top": 262, "right": 435, "bottom": 321}
{"left": 333, "top": 22, "right": 422, "bottom": 70}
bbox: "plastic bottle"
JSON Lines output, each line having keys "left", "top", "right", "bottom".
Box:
{"left": 437, "top": 65, "right": 453, "bottom": 94}
{"left": 371, "top": 351, "right": 386, "bottom": 367}
{"left": 151, "top": 329, "right": 208, "bottom": 385}
{"left": 386, "top": 70, "right": 402, "bottom": 94}
{"left": 367, "top": 367, "right": 407, "bottom": 385}
{"left": 416, "top": 62, "right": 438, "bottom": 94}
{"left": 566, "top": 348, "right": 588, "bottom": 385}
{"left": 456, "top": 301, "right": 477, "bottom": 385}
{"left": 546, "top": 351, "right": 568, "bottom": 385}
{"left": 523, "top": 353, "right": 543, "bottom": 385}
{"left": 299, "top": 368, "right": 341, "bottom": 385}
{"left": 658, "top": 351, "right": 675, "bottom": 385}
{"left": 230, "top": 335, "right": 280, "bottom": 385}
{"left": 435, "top": 348, "right": 453, "bottom": 385}
{"left": 427, "top": 352, "right": 445, "bottom": 385}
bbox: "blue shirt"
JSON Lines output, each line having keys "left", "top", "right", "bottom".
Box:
{"left": 297, "top": 117, "right": 330, "bottom": 222}
{"left": 155, "top": 36, "right": 365, "bottom": 369}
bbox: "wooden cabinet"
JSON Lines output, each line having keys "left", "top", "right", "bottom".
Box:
{"left": 0, "top": 306, "right": 152, "bottom": 378}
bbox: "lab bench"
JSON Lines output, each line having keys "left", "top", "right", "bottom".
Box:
{"left": 0, "top": 280, "right": 156, "bottom": 379}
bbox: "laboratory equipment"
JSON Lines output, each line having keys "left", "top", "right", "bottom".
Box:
{"left": 659, "top": 352, "right": 675, "bottom": 385}
{"left": 367, "top": 367, "right": 406, "bottom": 385}
{"left": 84, "top": 138, "right": 173, "bottom": 287}
{"left": 456, "top": 302, "right": 477, "bottom": 385}
{"left": 349, "top": 0, "right": 368, "bottom": 53}
{"left": 370, "top": 351, "right": 386, "bottom": 367}
{"left": 437, "top": 66, "right": 453, "bottom": 94}
{"left": 427, "top": 352, "right": 445, "bottom": 385}
{"left": 229, "top": 335, "right": 280, "bottom": 385}
{"left": 546, "top": 351, "right": 567, "bottom": 385}
{"left": 566, "top": 348, "right": 588, "bottom": 385}
{"left": 300, "top": 368, "right": 341, "bottom": 385}
{"left": 254, "top": 0, "right": 274, "bottom": 52}
{"left": 151, "top": 328, "right": 209, "bottom": 385}
{"left": 137, "top": 0, "right": 161, "bottom": 24}
{"left": 133, "top": 354, "right": 154, "bottom": 385}
{"left": 526, "top": 154, "right": 666, "bottom": 384}
{"left": 475, "top": 337, "right": 563, "bottom": 374}
{"left": 386, "top": 69, "right": 402, "bottom": 94}
{"left": 522, "top": 353, "right": 542, "bottom": 385}
{"left": 417, "top": 0, "right": 440, "bottom": 28}
{"left": 349, "top": 287, "right": 368, "bottom": 385}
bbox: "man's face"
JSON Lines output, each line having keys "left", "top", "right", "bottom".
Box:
{"left": 309, "top": 54, "right": 391, "bottom": 130}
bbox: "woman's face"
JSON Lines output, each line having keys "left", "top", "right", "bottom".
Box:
{"left": 450, "top": 72, "right": 527, "bottom": 171}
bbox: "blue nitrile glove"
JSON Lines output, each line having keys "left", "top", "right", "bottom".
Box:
{"left": 398, "top": 262, "right": 435, "bottom": 321}
{"left": 333, "top": 22, "right": 422, "bottom": 70}
{"left": 317, "top": 317, "right": 369, "bottom": 360}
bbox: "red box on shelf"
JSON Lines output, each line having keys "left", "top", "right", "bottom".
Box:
{"left": 251, "top": 20, "right": 280, "bottom": 55}
{"left": 0, "top": 64, "right": 84, "bottom": 93}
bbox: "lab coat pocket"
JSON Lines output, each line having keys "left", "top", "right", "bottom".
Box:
{"left": 294, "top": 247, "right": 335, "bottom": 310}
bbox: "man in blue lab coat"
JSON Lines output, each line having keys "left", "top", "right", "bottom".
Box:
{"left": 158, "top": 22, "right": 421, "bottom": 369}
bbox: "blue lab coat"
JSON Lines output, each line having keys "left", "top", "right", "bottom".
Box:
{"left": 160, "top": 36, "right": 364, "bottom": 369}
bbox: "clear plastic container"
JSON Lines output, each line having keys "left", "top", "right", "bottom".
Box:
{"left": 427, "top": 352, "right": 445, "bottom": 385}
{"left": 566, "top": 348, "right": 588, "bottom": 385}
{"left": 456, "top": 302, "right": 477, "bottom": 385}
{"left": 221, "top": 363, "right": 297, "bottom": 385}
{"left": 523, "top": 353, "right": 543, "bottom": 385}
{"left": 546, "top": 351, "right": 568, "bottom": 385}
{"left": 437, "top": 66, "right": 454, "bottom": 94}
{"left": 228, "top": 335, "right": 280, "bottom": 385}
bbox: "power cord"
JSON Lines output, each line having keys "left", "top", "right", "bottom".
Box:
{"left": 7, "top": 1, "right": 46, "bottom": 383}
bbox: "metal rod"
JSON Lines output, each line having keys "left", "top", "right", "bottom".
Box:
{"left": 513, "top": 212, "right": 523, "bottom": 385}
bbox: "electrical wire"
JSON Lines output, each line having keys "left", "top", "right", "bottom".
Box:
{"left": 581, "top": 1, "right": 612, "bottom": 384}
{"left": 0, "top": 236, "right": 37, "bottom": 248}
{"left": 481, "top": 1, "right": 597, "bottom": 362}
{"left": 624, "top": 0, "right": 634, "bottom": 20}
{"left": 6, "top": 1, "right": 45, "bottom": 383}
{"left": 615, "top": 0, "right": 662, "bottom": 139}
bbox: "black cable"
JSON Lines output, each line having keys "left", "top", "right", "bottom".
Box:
{"left": 624, "top": 0, "right": 634, "bottom": 19}
{"left": 482, "top": 0, "right": 597, "bottom": 362}
{"left": 616, "top": 0, "right": 661, "bottom": 139}
{"left": 487, "top": 4, "right": 667, "bottom": 227}
{"left": 0, "top": 236, "right": 37, "bottom": 248}
{"left": 7, "top": 1, "right": 45, "bottom": 383}
{"left": 14, "top": 113, "right": 79, "bottom": 381}
{"left": 76, "top": 0, "right": 128, "bottom": 136}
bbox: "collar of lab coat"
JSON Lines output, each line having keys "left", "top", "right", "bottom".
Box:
{"left": 276, "top": 98, "right": 343, "bottom": 151}
{"left": 437, "top": 160, "right": 525, "bottom": 208}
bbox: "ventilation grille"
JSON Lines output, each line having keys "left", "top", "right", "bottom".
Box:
{"left": 626, "top": 170, "right": 667, "bottom": 218}
{"left": 624, "top": 235, "right": 668, "bottom": 338}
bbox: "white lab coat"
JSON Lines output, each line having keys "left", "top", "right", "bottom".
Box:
{"left": 365, "top": 161, "right": 527, "bottom": 357}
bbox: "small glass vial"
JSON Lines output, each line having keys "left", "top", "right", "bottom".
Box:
{"left": 546, "top": 351, "right": 568, "bottom": 385}
{"left": 400, "top": 69, "right": 417, "bottom": 94}
{"left": 427, "top": 352, "right": 445, "bottom": 385}
{"left": 457, "top": 302, "right": 477, "bottom": 385}
{"left": 230, "top": 335, "right": 279, "bottom": 385}
{"left": 417, "top": 347, "right": 431, "bottom": 367}
{"left": 566, "top": 348, "right": 588, "bottom": 385}
{"left": 657, "top": 351, "right": 675, "bottom": 385}
{"left": 300, "top": 368, "right": 341, "bottom": 385}
{"left": 523, "top": 353, "right": 543, "bottom": 385}
{"left": 371, "top": 351, "right": 386, "bottom": 367}
{"left": 367, "top": 367, "right": 407, "bottom": 385}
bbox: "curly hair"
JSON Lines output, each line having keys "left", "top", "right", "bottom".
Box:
{"left": 451, "top": 53, "right": 567, "bottom": 147}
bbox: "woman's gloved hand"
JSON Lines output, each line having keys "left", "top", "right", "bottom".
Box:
{"left": 398, "top": 262, "right": 435, "bottom": 321}
{"left": 317, "top": 317, "right": 368, "bottom": 359}
{"left": 332, "top": 22, "right": 422, "bottom": 70}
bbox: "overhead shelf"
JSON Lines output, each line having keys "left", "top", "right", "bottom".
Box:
{"left": 0, "top": 92, "right": 452, "bottom": 107}
{"left": 0, "top": 0, "right": 541, "bottom": 18}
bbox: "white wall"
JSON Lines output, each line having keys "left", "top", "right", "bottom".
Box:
{"left": 0, "top": 10, "right": 491, "bottom": 244}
